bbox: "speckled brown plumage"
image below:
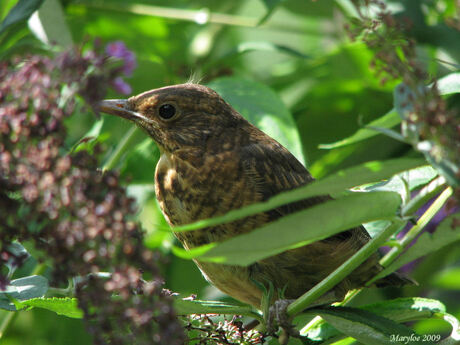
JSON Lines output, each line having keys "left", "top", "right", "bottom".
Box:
{"left": 99, "top": 83, "right": 409, "bottom": 308}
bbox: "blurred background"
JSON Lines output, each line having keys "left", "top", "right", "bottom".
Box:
{"left": 1, "top": 0, "right": 459, "bottom": 344}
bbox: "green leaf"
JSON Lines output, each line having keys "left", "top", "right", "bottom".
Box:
{"left": 436, "top": 72, "right": 460, "bottom": 95}
{"left": 287, "top": 221, "right": 405, "bottom": 316}
{"left": 360, "top": 298, "right": 446, "bottom": 322}
{"left": 319, "top": 109, "right": 401, "bottom": 149}
{"left": 258, "top": 0, "right": 286, "bottom": 25}
{"left": 2, "top": 242, "right": 30, "bottom": 274}
{"left": 72, "top": 118, "right": 105, "bottom": 153}
{"left": 364, "top": 165, "right": 439, "bottom": 204}
{"left": 121, "top": 138, "right": 159, "bottom": 184}
{"left": 214, "top": 41, "right": 309, "bottom": 63}
{"left": 192, "top": 191, "right": 401, "bottom": 266}
{"left": 400, "top": 165, "right": 439, "bottom": 190}
{"left": 335, "top": 0, "right": 360, "bottom": 18}
{"left": 373, "top": 213, "right": 460, "bottom": 282}
{"left": 13, "top": 297, "right": 83, "bottom": 319}
{"left": 309, "top": 306, "right": 432, "bottom": 345}
{"left": 0, "top": 0, "right": 44, "bottom": 35}
{"left": 174, "top": 158, "right": 424, "bottom": 232}
{"left": 102, "top": 126, "right": 145, "bottom": 171}
{"left": 207, "top": 77, "right": 305, "bottom": 164}
{"left": 320, "top": 72, "right": 460, "bottom": 149}
{"left": 304, "top": 298, "right": 446, "bottom": 341}
{"left": 0, "top": 275, "right": 49, "bottom": 311}
{"left": 27, "top": 0, "right": 73, "bottom": 47}
{"left": 432, "top": 267, "right": 460, "bottom": 289}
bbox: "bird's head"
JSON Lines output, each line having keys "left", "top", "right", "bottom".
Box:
{"left": 98, "top": 84, "right": 242, "bottom": 153}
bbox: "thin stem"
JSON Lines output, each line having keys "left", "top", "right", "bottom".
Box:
{"left": 380, "top": 186, "right": 453, "bottom": 268}
{"left": 381, "top": 240, "right": 402, "bottom": 249}
{"left": 287, "top": 219, "right": 405, "bottom": 316}
{"left": 75, "top": 2, "right": 319, "bottom": 35}
{"left": 79, "top": 2, "right": 257, "bottom": 27}
{"left": 47, "top": 287, "right": 72, "bottom": 297}
{"left": 32, "top": 263, "right": 47, "bottom": 276}
{"left": 0, "top": 312, "right": 16, "bottom": 339}
{"left": 102, "top": 126, "right": 139, "bottom": 171}
{"left": 401, "top": 176, "right": 446, "bottom": 217}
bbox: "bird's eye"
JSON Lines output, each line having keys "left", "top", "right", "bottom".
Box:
{"left": 158, "top": 104, "right": 176, "bottom": 119}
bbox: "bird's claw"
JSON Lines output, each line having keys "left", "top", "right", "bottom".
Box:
{"left": 267, "top": 299, "right": 299, "bottom": 344}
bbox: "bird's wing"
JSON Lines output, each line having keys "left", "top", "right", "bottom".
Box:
{"left": 240, "top": 138, "right": 371, "bottom": 246}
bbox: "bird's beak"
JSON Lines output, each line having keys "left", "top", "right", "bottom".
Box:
{"left": 98, "top": 99, "right": 153, "bottom": 125}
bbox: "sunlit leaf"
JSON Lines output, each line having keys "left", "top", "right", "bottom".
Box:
{"left": 175, "top": 158, "right": 424, "bottom": 232}
{"left": 0, "top": 275, "right": 49, "bottom": 311}
{"left": 436, "top": 72, "right": 460, "bottom": 95}
{"left": 309, "top": 306, "right": 431, "bottom": 345}
{"left": 28, "top": 0, "right": 73, "bottom": 47}
{"left": 364, "top": 165, "right": 439, "bottom": 204}
{"left": 190, "top": 191, "right": 401, "bottom": 266}
{"left": 0, "top": 0, "right": 44, "bottom": 35}
{"left": 304, "top": 298, "right": 446, "bottom": 341}
{"left": 13, "top": 297, "right": 83, "bottom": 318}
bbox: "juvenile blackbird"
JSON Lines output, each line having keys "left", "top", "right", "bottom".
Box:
{"left": 99, "top": 83, "right": 409, "bottom": 309}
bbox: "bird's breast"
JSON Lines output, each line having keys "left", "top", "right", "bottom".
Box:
{"left": 154, "top": 151, "right": 269, "bottom": 248}
{"left": 155, "top": 153, "right": 195, "bottom": 226}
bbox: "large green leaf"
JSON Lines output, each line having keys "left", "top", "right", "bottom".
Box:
{"left": 28, "top": 0, "right": 72, "bottom": 47}
{"left": 207, "top": 77, "right": 305, "bottom": 164}
{"left": 174, "top": 158, "right": 424, "bottom": 232}
{"left": 13, "top": 297, "right": 83, "bottom": 319}
{"left": 320, "top": 72, "right": 460, "bottom": 149}
{"left": 309, "top": 306, "right": 431, "bottom": 345}
{"left": 179, "top": 191, "right": 401, "bottom": 266}
{"left": 371, "top": 213, "right": 460, "bottom": 283}
{"left": 0, "top": 0, "right": 44, "bottom": 35}
{"left": 304, "top": 298, "right": 446, "bottom": 341}
{"left": 436, "top": 72, "right": 460, "bottom": 95}
{"left": 0, "top": 275, "right": 49, "bottom": 311}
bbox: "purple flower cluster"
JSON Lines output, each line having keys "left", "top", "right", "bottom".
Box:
{"left": 0, "top": 44, "right": 184, "bottom": 345}
{"left": 105, "top": 41, "right": 137, "bottom": 94}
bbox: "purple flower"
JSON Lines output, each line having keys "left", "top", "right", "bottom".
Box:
{"left": 105, "top": 41, "right": 137, "bottom": 76}
{"left": 112, "top": 77, "right": 132, "bottom": 95}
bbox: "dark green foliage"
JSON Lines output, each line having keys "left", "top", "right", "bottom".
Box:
{"left": 0, "top": 0, "right": 459, "bottom": 344}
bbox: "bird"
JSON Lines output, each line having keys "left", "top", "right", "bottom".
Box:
{"left": 98, "top": 83, "right": 410, "bottom": 310}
